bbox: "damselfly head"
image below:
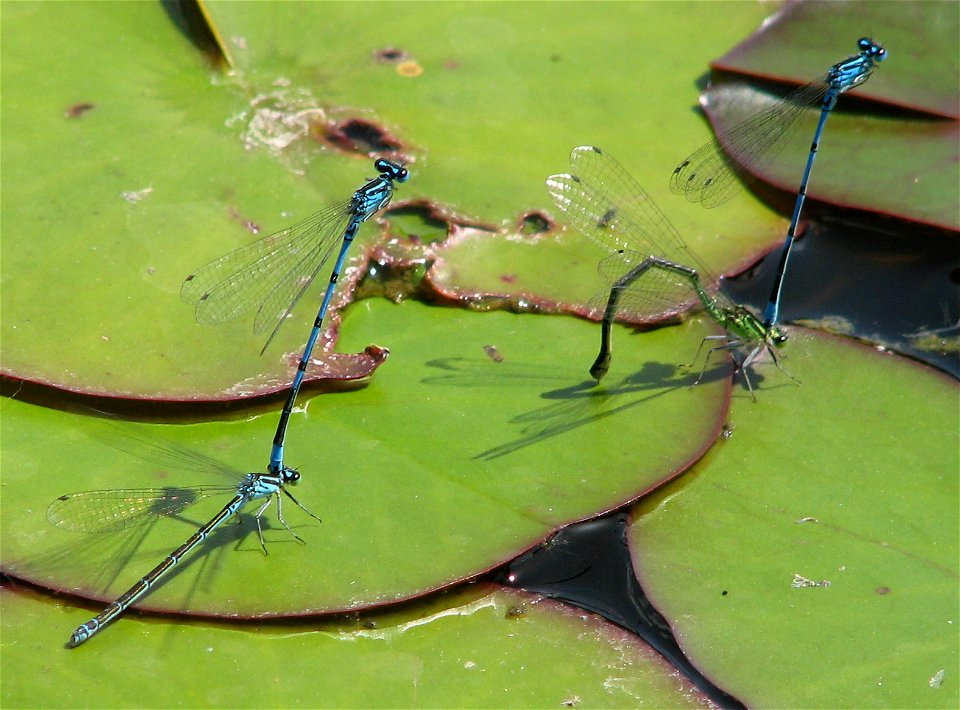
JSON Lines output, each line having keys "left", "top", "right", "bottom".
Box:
{"left": 857, "top": 37, "right": 887, "bottom": 62}
{"left": 374, "top": 158, "right": 410, "bottom": 183}
{"left": 280, "top": 466, "right": 302, "bottom": 484}
{"left": 769, "top": 327, "right": 789, "bottom": 348}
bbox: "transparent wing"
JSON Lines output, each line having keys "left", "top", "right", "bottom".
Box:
{"left": 252, "top": 175, "right": 405, "bottom": 349}
{"left": 181, "top": 200, "right": 353, "bottom": 330}
{"left": 671, "top": 78, "right": 829, "bottom": 208}
{"left": 549, "top": 146, "right": 695, "bottom": 263}
{"left": 46, "top": 486, "right": 232, "bottom": 533}
{"left": 252, "top": 215, "right": 351, "bottom": 353}
{"left": 548, "top": 146, "right": 719, "bottom": 319}
{"left": 83, "top": 415, "right": 246, "bottom": 484}
{"left": 587, "top": 249, "right": 701, "bottom": 322}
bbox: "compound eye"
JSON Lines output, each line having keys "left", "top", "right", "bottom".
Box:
{"left": 858, "top": 37, "right": 871, "bottom": 51}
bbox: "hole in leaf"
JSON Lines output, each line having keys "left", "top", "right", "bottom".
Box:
{"left": 518, "top": 211, "right": 551, "bottom": 236}
{"left": 319, "top": 118, "right": 404, "bottom": 156}
{"left": 373, "top": 47, "right": 408, "bottom": 63}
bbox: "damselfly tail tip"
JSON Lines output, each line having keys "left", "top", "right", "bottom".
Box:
{"left": 589, "top": 357, "right": 610, "bottom": 382}
{"left": 66, "top": 630, "right": 87, "bottom": 649}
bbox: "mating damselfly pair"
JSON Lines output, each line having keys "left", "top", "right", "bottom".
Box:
{"left": 549, "top": 38, "right": 885, "bottom": 397}
{"left": 51, "top": 158, "right": 409, "bottom": 647}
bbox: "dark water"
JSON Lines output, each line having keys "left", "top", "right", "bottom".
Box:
{"left": 497, "top": 512, "right": 746, "bottom": 708}
{"left": 725, "top": 214, "right": 960, "bottom": 378}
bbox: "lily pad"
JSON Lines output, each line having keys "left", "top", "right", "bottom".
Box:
{"left": 628, "top": 328, "right": 959, "bottom": 707}
{"left": 0, "top": 1, "right": 410, "bottom": 401}
{"left": 699, "top": 86, "right": 959, "bottom": 231}
{"left": 712, "top": 0, "right": 959, "bottom": 117}
{"left": 0, "top": 581, "right": 713, "bottom": 707}
{"left": 699, "top": 1, "right": 960, "bottom": 230}
{"left": 2, "top": 0, "right": 795, "bottom": 403}
{"left": 2, "top": 300, "right": 731, "bottom": 626}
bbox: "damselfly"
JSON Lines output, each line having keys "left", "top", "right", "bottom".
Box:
{"left": 181, "top": 158, "right": 409, "bottom": 473}
{"left": 671, "top": 38, "right": 887, "bottom": 326}
{"left": 548, "top": 145, "right": 797, "bottom": 399}
{"left": 49, "top": 426, "right": 320, "bottom": 647}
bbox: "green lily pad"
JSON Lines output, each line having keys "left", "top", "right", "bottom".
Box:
{"left": 701, "top": 1, "right": 960, "bottom": 230}
{"left": 628, "top": 328, "right": 959, "bottom": 707}
{"left": 0, "top": 581, "right": 713, "bottom": 707}
{"left": 3, "top": 0, "right": 797, "bottom": 404}
{"left": 713, "top": 0, "right": 959, "bottom": 117}
{"left": 0, "top": 1, "right": 408, "bottom": 400}
{"left": 702, "top": 84, "right": 958, "bottom": 230}
{"left": 200, "top": 0, "right": 776, "bottom": 228}
{"left": 3, "top": 300, "right": 732, "bottom": 626}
